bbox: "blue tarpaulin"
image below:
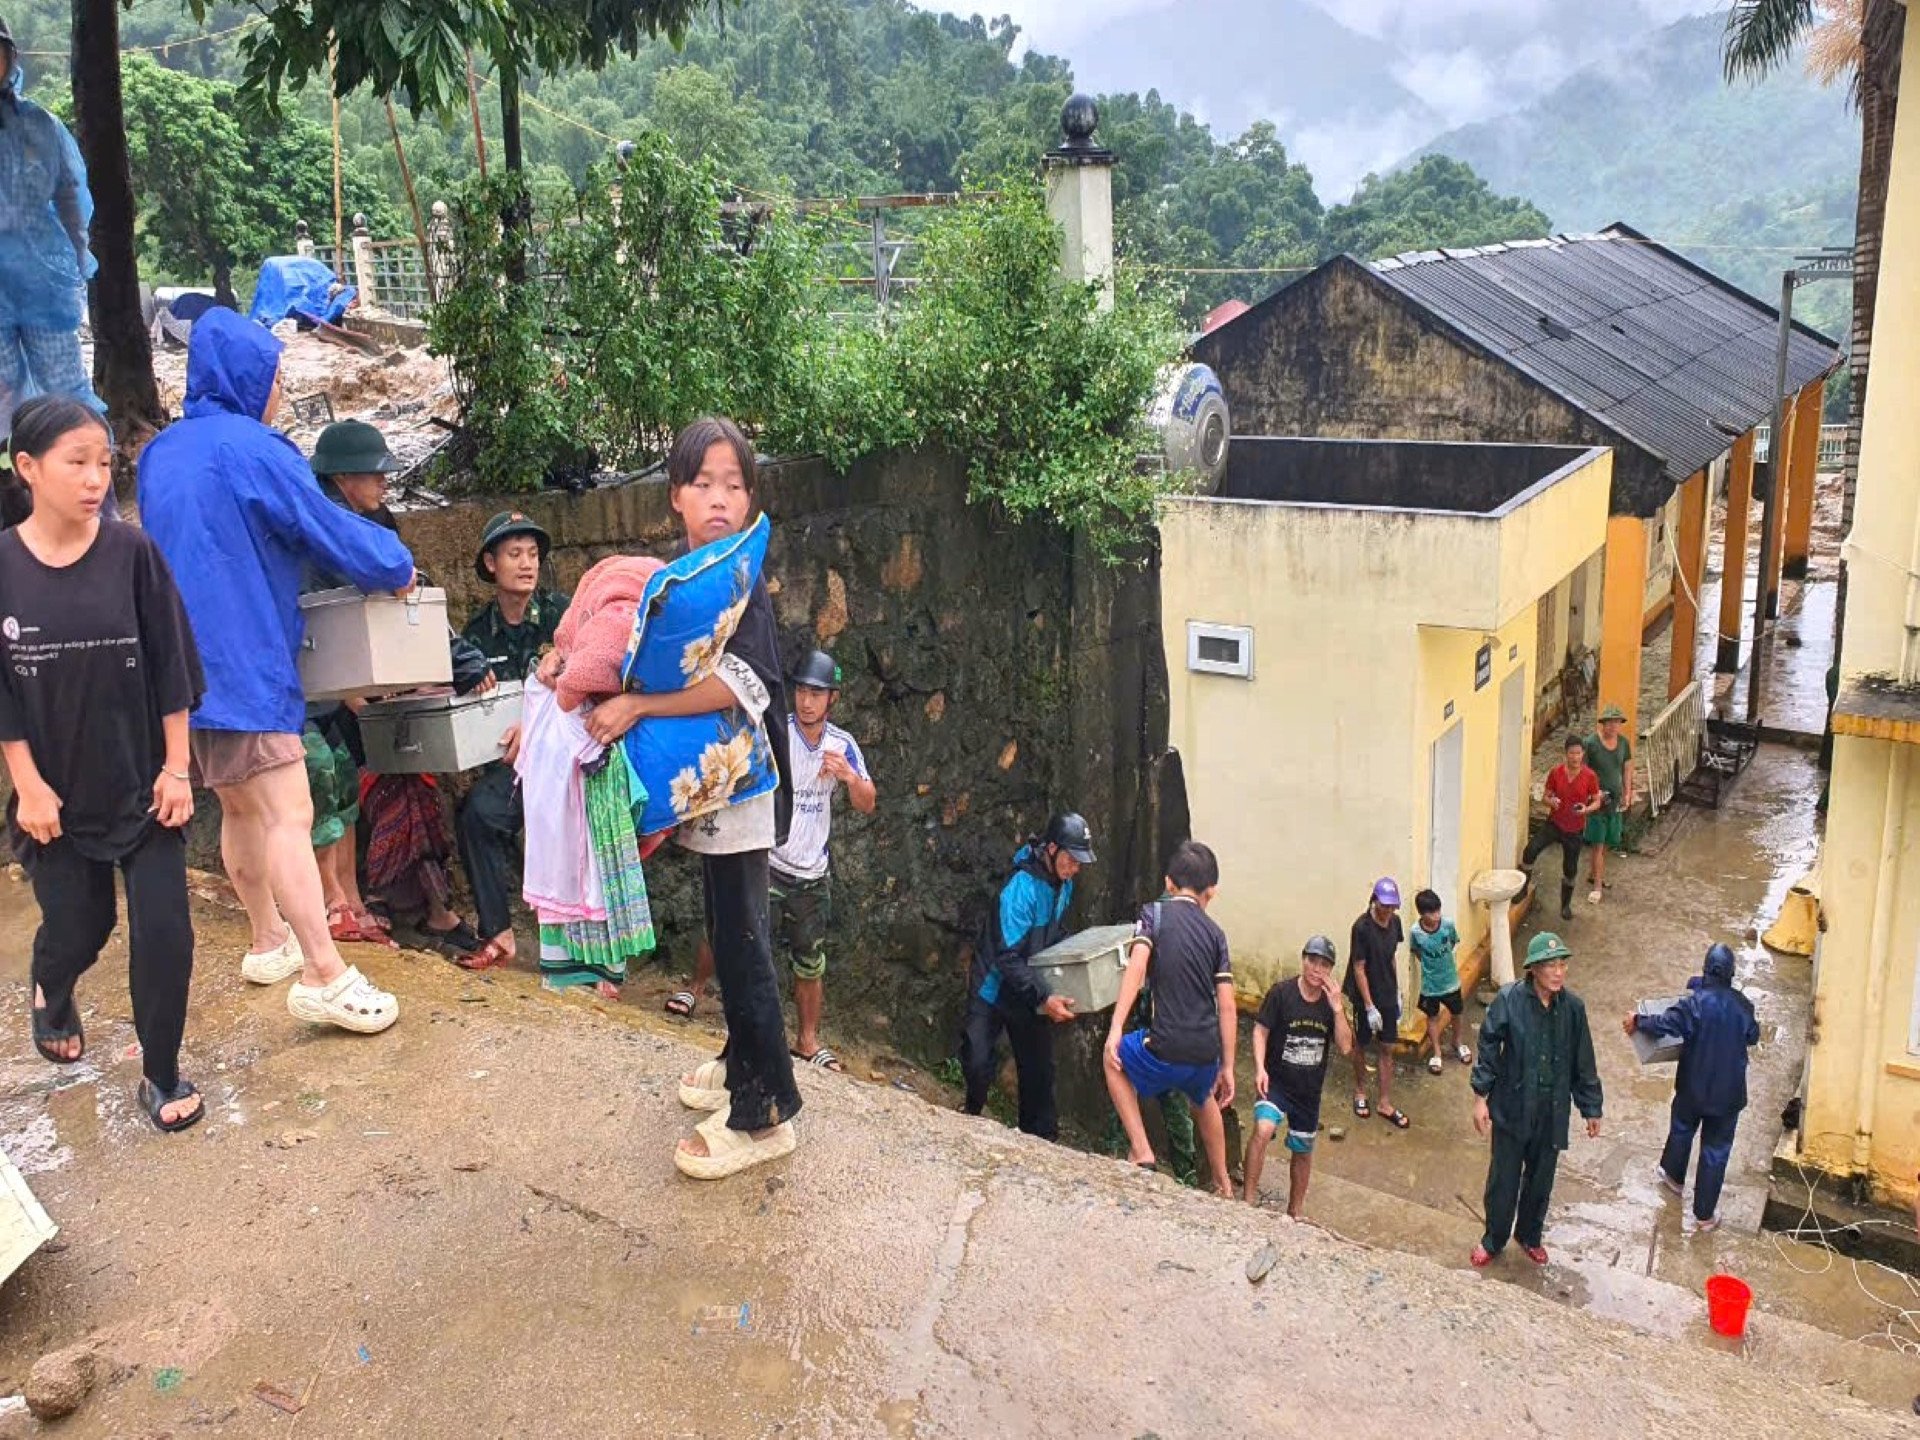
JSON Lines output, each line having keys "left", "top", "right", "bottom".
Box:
{"left": 248, "top": 256, "right": 355, "bottom": 328}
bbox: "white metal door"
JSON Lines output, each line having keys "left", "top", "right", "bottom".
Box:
{"left": 1496, "top": 666, "right": 1528, "bottom": 866}
{"left": 1429, "top": 720, "right": 1465, "bottom": 918}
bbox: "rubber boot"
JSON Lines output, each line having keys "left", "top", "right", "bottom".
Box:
{"left": 1559, "top": 880, "right": 1575, "bottom": 922}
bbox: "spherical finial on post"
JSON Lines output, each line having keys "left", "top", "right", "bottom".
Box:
{"left": 1060, "top": 94, "right": 1100, "bottom": 149}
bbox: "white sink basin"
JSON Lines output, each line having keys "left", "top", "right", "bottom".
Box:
{"left": 1470, "top": 868, "right": 1528, "bottom": 904}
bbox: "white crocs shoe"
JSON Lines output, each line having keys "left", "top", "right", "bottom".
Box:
{"left": 241, "top": 931, "right": 305, "bottom": 986}
{"left": 287, "top": 965, "right": 399, "bottom": 1034}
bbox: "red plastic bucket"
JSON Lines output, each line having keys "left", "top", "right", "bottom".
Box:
{"left": 1705, "top": 1274, "right": 1753, "bottom": 1336}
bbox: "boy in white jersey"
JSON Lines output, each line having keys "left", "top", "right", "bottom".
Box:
{"left": 670, "top": 650, "right": 876, "bottom": 1068}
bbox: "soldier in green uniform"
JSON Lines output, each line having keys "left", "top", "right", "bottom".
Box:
{"left": 1469, "top": 932, "right": 1604, "bottom": 1268}
{"left": 1583, "top": 704, "right": 1634, "bottom": 905}
{"left": 455, "top": 511, "right": 569, "bottom": 970}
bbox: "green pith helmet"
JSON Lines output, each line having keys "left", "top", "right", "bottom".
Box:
{"left": 311, "top": 419, "right": 401, "bottom": 477}
{"left": 1598, "top": 704, "right": 1627, "bottom": 723}
{"left": 1525, "top": 932, "right": 1573, "bottom": 968}
{"left": 474, "top": 509, "right": 552, "bottom": 583}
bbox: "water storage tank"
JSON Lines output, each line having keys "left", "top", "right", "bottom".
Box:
{"left": 1147, "top": 363, "right": 1230, "bottom": 493}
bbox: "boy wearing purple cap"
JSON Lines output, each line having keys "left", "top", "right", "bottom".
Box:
{"left": 1345, "top": 878, "right": 1409, "bottom": 1128}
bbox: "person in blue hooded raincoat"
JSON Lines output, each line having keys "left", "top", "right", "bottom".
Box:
{"left": 1624, "top": 943, "right": 1760, "bottom": 1232}
{"left": 958, "top": 812, "right": 1092, "bottom": 1140}
{"left": 0, "top": 17, "right": 102, "bottom": 436}
{"left": 138, "top": 308, "right": 416, "bottom": 1038}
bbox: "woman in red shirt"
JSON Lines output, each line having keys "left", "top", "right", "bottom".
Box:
{"left": 1524, "top": 737, "right": 1603, "bottom": 921}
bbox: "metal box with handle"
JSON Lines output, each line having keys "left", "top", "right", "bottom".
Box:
{"left": 298, "top": 586, "right": 453, "bottom": 701}
{"left": 1029, "top": 924, "right": 1137, "bottom": 1015}
{"left": 359, "top": 682, "right": 524, "bottom": 775}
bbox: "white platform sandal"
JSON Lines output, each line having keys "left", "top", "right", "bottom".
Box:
{"left": 241, "top": 931, "right": 305, "bottom": 986}
{"left": 287, "top": 965, "right": 399, "bottom": 1034}
{"left": 674, "top": 1106, "right": 795, "bottom": 1181}
{"left": 678, "top": 1058, "right": 728, "bottom": 1111}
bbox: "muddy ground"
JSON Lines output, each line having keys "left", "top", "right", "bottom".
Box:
{"left": 0, "top": 728, "right": 1917, "bottom": 1435}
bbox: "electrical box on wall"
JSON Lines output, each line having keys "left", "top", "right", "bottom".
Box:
{"left": 1187, "top": 621, "right": 1253, "bottom": 678}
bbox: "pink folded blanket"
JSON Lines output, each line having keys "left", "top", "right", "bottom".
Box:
{"left": 554, "top": 555, "right": 664, "bottom": 712}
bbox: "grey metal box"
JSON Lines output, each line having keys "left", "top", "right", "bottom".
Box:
{"left": 1030, "top": 924, "right": 1137, "bottom": 1015}
{"left": 298, "top": 586, "right": 452, "bottom": 701}
{"left": 1631, "top": 995, "right": 1686, "bottom": 1065}
{"left": 359, "top": 682, "right": 524, "bottom": 775}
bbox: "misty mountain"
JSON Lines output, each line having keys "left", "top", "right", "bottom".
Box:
{"left": 1414, "top": 12, "right": 1859, "bottom": 328}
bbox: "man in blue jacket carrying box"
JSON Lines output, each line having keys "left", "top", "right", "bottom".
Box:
{"left": 959, "top": 812, "right": 1092, "bottom": 1140}
{"left": 1625, "top": 943, "right": 1759, "bottom": 1232}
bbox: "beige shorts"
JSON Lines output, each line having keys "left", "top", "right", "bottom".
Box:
{"left": 190, "top": 730, "right": 305, "bottom": 790}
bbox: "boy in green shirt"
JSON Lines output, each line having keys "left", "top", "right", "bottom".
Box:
{"left": 1411, "top": 888, "right": 1471, "bottom": 1074}
{"left": 1583, "top": 705, "right": 1634, "bottom": 905}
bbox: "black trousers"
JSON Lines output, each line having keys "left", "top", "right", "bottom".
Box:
{"left": 1481, "top": 1118, "right": 1561, "bottom": 1253}
{"left": 1524, "top": 825, "right": 1583, "bottom": 906}
{"left": 702, "top": 849, "right": 802, "bottom": 1133}
{"left": 456, "top": 763, "right": 523, "bottom": 940}
{"left": 959, "top": 995, "right": 1058, "bottom": 1141}
{"left": 27, "top": 825, "right": 194, "bottom": 1093}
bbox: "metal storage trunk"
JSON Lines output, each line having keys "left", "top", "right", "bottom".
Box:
{"left": 298, "top": 586, "right": 452, "bottom": 701}
{"left": 1030, "top": 924, "right": 1137, "bottom": 1014}
{"left": 359, "top": 682, "right": 524, "bottom": 775}
{"left": 1630, "top": 995, "right": 1686, "bottom": 1066}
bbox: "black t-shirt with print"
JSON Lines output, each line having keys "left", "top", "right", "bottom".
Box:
{"left": 0, "top": 524, "right": 204, "bottom": 861}
{"left": 1257, "top": 979, "right": 1337, "bottom": 1101}
{"left": 1135, "top": 896, "right": 1232, "bottom": 1066}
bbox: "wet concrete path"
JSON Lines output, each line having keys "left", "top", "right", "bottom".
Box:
{"left": 0, "top": 860, "right": 1910, "bottom": 1436}
{"left": 1273, "top": 742, "right": 1920, "bottom": 1410}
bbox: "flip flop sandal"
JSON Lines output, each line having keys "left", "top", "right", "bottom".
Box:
{"left": 138, "top": 1077, "right": 204, "bottom": 1133}
{"left": 287, "top": 965, "right": 399, "bottom": 1034}
{"left": 31, "top": 995, "right": 83, "bottom": 1065}
{"left": 1522, "top": 1244, "right": 1549, "bottom": 1265}
{"left": 1381, "top": 1108, "right": 1412, "bottom": 1130}
{"left": 664, "top": 991, "right": 698, "bottom": 1019}
{"left": 792, "top": 1047, "right": 845, "bottom": 1073}
{"left": 420, "top": 919, "right": 483, "bottom": 955}
{"left": 456, "top": 938, "right": 514, "bottom": 972}
{"left": 673, "top": 1106, "right": 796, "bottom": 1181}
{"left": 1352, "top": 1095, "right": 1371, "bottom": 1119}
{"left": 1427, "top": 1056, "right": 1444, "bottom": 1075}
{"left": 679, "top": 1058, "right": 729, "bottom": 1112}
{"left": 1456, "top": 1045, "right": 1474, "bottom": 1065}
{"left": 329, "top": 905, "right": 398, "bottom": 949}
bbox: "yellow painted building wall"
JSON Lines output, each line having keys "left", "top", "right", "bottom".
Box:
{"left": 1804, "top": 9, "right": 1920, "bottom": 1203}
{"left": 1158, "top": 448, "right": 1609, "bottom": 1004}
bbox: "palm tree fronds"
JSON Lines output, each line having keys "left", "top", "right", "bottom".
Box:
{"left": 1805, "top": 0, "right": 1864, "bottom": 89}
{"left": 1723, "top": 0, "right": 1820, "bottom": 82}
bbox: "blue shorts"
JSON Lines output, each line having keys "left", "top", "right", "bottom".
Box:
{"left": 1117, "top": 1031, "right": 1220, "bottom": 1106}
{"left": 1254, "top": 1089, "right": 1320, "bottom": 1153}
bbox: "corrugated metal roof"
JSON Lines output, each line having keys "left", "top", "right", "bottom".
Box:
{"left": 1370, "top": 227, "right": 1842, "bottom": 483}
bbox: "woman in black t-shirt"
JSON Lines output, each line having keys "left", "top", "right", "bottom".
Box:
{"left": 0, "top": 398, "right": 207, "bottom": 1132}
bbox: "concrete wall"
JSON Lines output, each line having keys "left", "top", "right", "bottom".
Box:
{"left": 1191, "top": 257, "right": 1671, "bottom": 517}
{"left": 387, "top": 449, "right": 1184, "bottom": 1066}
{"left": 1158, "top": 447, "right": 1606, "bottom": 1000}
{"left": 1806, "top": 12, "right": 1920, "bottom": 1205}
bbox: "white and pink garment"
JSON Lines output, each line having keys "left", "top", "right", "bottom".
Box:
{"left": 516, "top": 679, "right": 606, "bottom": 923}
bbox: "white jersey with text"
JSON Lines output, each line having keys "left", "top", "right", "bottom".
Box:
{"left": 769, "top": 715, "right": 868, "bottom": 881}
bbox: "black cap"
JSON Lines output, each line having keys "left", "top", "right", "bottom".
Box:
{"left": 474, "top": 509, "right": 551, "bottom": 582}
{"left": 0, "top": 17, "right": 14, "bottom": 50}
{"left": 792, "top": 649, "right": 842, "bottom": 691}
{"left": 1301, "top": 935, "right": 1337, "bottom": 964}
{"left": 1043, "top": 812, "right": 1096, "bottom": 865}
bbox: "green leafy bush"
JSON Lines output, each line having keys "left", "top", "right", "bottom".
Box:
{"left": 430, "top": 151, "right": 1184, "bottom": 561}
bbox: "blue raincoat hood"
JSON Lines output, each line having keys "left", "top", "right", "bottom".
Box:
{"left": 183, "top": 308, "right": 282, "bottom": 423}
{"left": 1703, "top": 943, "right": 1737, "bottom": 984}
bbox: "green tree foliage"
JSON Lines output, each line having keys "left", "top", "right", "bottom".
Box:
{"left": 1320, "top": 155, "right": 1551, "bottom": 260}
{"left": 111, "top": 55, "right": 399, "bottom": 303}
{"left": 430, "top": 157, "right": 1183, "bottom": 559}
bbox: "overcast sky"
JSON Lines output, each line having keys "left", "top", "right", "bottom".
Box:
{"left": 993, "top": 0, "right": 1722, "bottom": 191}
